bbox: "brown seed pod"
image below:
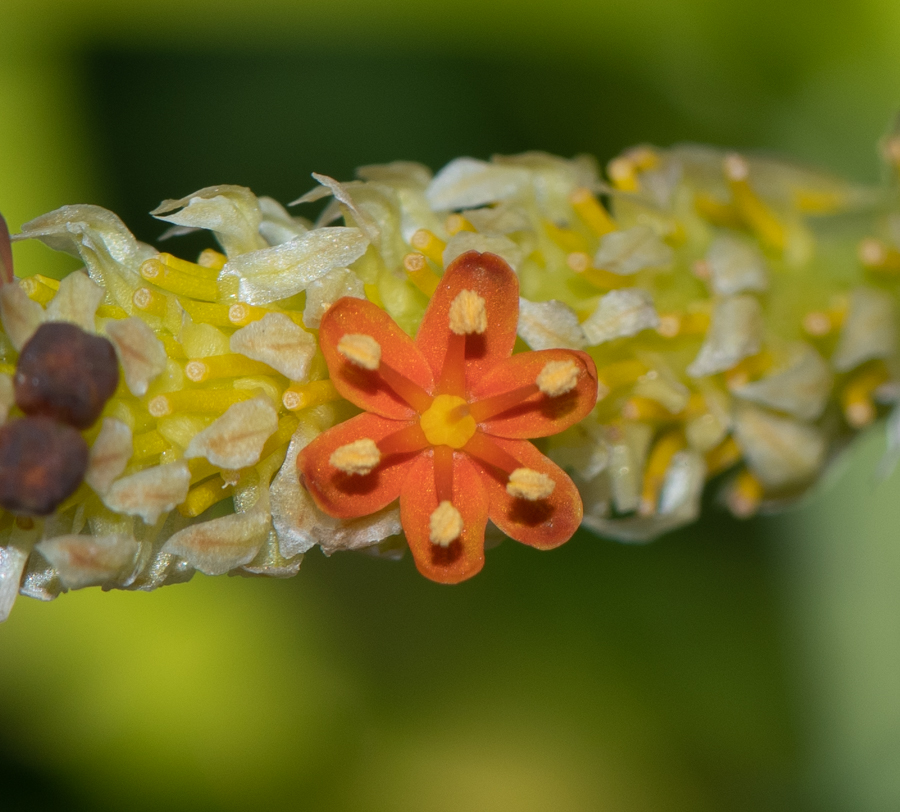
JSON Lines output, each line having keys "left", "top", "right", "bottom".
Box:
{"left": 15, "top": 322, "right": 119, "bottom": 429}
{"left": 0, "top": 416, "right": 89, "bottom": 515}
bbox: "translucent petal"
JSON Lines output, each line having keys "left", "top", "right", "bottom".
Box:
{"left": 705, "top": 235, "right": 769, "bottom": 295}
{"left": 606, "top": 421, "right": 653, "bottom": 513}
{"left": 219, "top": 227, "right": 368, "bottom": 305}
{"left": 230, "top": 313, "right": 317, "bottom": 381}
{"left": 46, "top": 271, "right": 104, "bottom": 332}
{"left": 426, "top": 157, "right": 531, "bottom": 211}
{"left": 581, "top": 288, "right": 660, "bottom": 345}
{"left": 152, "top": 185, "right": 266, "bottom": 256}
{"left": 687, "top": 295, "right": 763, "bottom": 378}
{"left": 732, "top": 342, "right": 833, "bottom": 420}
{"left": 105, "top": 317, "right": 167, "bottom": 396}
{"left": 463, "top": 204, "right": 531, "bottom": 235}
{"left": 442, "top": 232, "right": 524, "bottom": 271}
{"left": 86, "top": 418, "right": 134, "bottom": 495}
{"left": 184, "top": 397, "right": 279, "bottom": 469}
{"left": 0, "top": 543, "right": 29, "bottom": 622}
{"left": 733, "top": 404, "right": 826, "bottom": 489}
{"left": 302, "top": 267, "right": 364, "bottom": 329}
{"left": 36, "top": 534, "right": 141, "bottom": 590}
{"left": 593, "top": 225, "right": 673, "bottom": 276}
{"left": 831, "top": 287, "right": 897, "bottom": 372}
{"left": 517, "top": 298, "right": 586, "bottom": 350}
{"left": 258, "top": 196, "right": 309, "bottom": 246}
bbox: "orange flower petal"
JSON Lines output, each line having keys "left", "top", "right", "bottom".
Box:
{"left": 467, "top": 436, "right": 583, "bottom": 550}
{"left": 415, "top": 251, "right": 519, "bottom": 388}
{"left": 471, "top": 349, "right": 599, "bottom": 438}
{"left": 401, "top": 451, "right": 489, "bottom": 584}
{"left": 298, "top": 412, "right": 419, "bottom": 518}
{"left": 320, "top": 297, "right": 434, "bottom": 419}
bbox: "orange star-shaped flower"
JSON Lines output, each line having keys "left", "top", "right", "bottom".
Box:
{"left": 298, "top": 251, "right": 599, "bottom": 583}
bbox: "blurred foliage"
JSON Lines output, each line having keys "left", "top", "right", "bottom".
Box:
{"left": 2, "top": 0, "right": 900, "bottom": 809}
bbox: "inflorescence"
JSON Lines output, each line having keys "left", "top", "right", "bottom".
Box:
{"left": 2, "top": 135, "right": 900, "bottom": 619}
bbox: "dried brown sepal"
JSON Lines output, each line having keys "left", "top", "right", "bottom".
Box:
{"left": 0, "top": 416, "right": 88, "bottom": 515}
{"left": 15, "top": 322, "right": 119, "bottom": 429}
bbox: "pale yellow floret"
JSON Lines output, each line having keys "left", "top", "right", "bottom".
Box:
{"left": 429, "top": 500, "right": 463, "bottom": 547}
{"left": 330, "top": 438, "right": 381, "bottom": 475}
{"left": 338, "top": 333, "right": 382, "bottom": 370}
{"left": 506, "top": 468, "right": 556, "bottom": 500}
{"left": 536, "top": 360, "right": 580, "bottom": 396}
{"left": 449, "top": 289, "right": 487, "bottom": 335}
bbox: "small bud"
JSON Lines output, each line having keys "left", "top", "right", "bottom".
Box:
{"left": 15, "top": 322, "right": 119, "bottom": 429}
{"left": 0, "top": 416, "right": 88, "bottom": 515}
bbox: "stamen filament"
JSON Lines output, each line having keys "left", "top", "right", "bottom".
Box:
{"left": 376, "top": 423, "right": 430, "bottom": 457}
{"left": 140, "top": 258, "right": 219, "bottom": 302}
{"left": 186, "top": 353, "right": 274, "bottom": 383}
{"left": 724, "top": 154, "right": 786, "bottom": 253}
{"left": 403, "top": 252, "right": 440, "bottom": 297}
{"left": 841, "top": 360, "right": 890, "bottom": 428}
{"left": 410, "top": 229, "right": 446, "bottom": 265}
{"left": 433, "top": 444, "right": 454, "bottom": 504}
{"left": 726, "top": 468, "right": 763, "bottom": 518}
{"left": 132, "top": 429, "right": 172, "bottom": 461}
{"left": 639, "top": 429, "right": 686, "bottom": 516}
{"left": 705, "top": 435, "right": 742, "bottom": 476}
{"left": 198, "top": 249, "right": 228, "bottom": 270}
{"left": 566, "top": 252, "right": 630, "bottom": 289}
{"left": 462, "top": 432, "right": 521, "bottom": 475}
{"left": 469, "top": 383, "right": 539, "bottom": 423}
{"left": 282, "top": 380, "right": 341, "bottom": 411}
{"left": 133, "top": 286, "right": 170, "bottom": 317}
{"left": 858, "top": 238, "right": 900, "bottom": 275}
{"left": 148, "top": 389, "right": 255, "bottom": 417}
{"left": 178, "top": 475, "right": 234, "bottom": 518}
{"left": 19, "top": 275, "right": 59, "bottom": 305}
{"left": 445, "top": 214, "right": 476, "bottom": 236}
{"left": 569, "top": 188, "right": 617, "bottom": 236}
{"left": 179, "top": 299, "right": 233, "bottom": 327}
{"left": 543, "top": 219, "right": 590, "bottom": 253}
{"left": 159, "top": 252, "right": 221, "bottom": 281}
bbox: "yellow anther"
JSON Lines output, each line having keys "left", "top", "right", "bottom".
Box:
{"left": 429, "top": 500, "right": 463, "bottom": 547}
{"left": 159, "top": 252, "right": 220, "bottom": 281}
{"left": 858, "top": 238, "right": 900, "bottom": 274}
{"left": 133, "top": 286, "right": 171, "bottom": 318}
{"left": 185, "top": 353, "right": 274, "bottom": 383}
{"left": 132, "top": 429, "right": 172, "bottom": 461}
{"left": 282, "top": 380, "right": 341, "bottom": 411}
{"left": 566, "top": 252, "right": 630, "bottom": 289}
{"left": 841, "top": 360, "right": 890, "bottom": 428}
{"left": 179, "top": 299, "right": 233, "bottom": 327}
{"left": 595, "top": 359, "right": 649, "bottom": 400}
{"left": 506, "top": 468, "right": 556, "bottom": 501}
{"left": 726, "top": 468, "right": 763, "bottom": 519}
{"left": 569, "top": 188, "right": 617, "bottom": 236}
{"left": 96, "top": 304, "right": 129, "bottom": 319}
{"left": 420, "top": 395, "right": 476, "bottom": 449}
{"left": 607, "top": 156, "right": 639, "bottom": 192}
{"left": 338, "top": 333, "right": 381, "bottom": 370}
{"left": 140, "top": 257, "right": 219, "bottom": 302}
{"left": 704, "top": 435, "right": 743, "bottom": 476}
{"left": 403, "top": 252, "right": 440, "bottom": 297}
{"left": 723, "top": 153, "right": 787, "bottom": 253}
{"left": 158, "top": 333, "right": 187, "bottom": 359}
{"left": 449, "top": 289, "right": 487, "bottom": 335}
{"left": 410, "top": 229, "right": 447, "bottom": 265}
{"left": 445, "top": 213, "right": 476, "bottom": 236}
{"left": 725, "top": 351, "right": 773, "bottom": 389}
{"left": 543, "top": 219, "right": 590, "bottom": 253}
{"left": 640, "top": 429, "right": 686, "bottom": 516}
{"left": 19, "top": 275, "right": 59, "bottom": 305}
{"left": 537, "top": 360, "right": 580, "bottom": 397}
{"left": 178, "top": 475, "right": 234, "bottom": 518}
{"left": 148, "top": 388, "right": 255, "bottom": 418}
{"left": 197, "top": 248, "right": 228, "bottom": 271}
{"left": 330, "top": 438, "right": 381, "bottom": 475}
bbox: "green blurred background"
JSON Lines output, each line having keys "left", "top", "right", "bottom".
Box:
{"left": 3, "top": 1, "right": 900, "bottom": 809}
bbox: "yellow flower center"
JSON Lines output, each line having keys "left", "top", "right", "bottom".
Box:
{"left": 419, "top": 395, "right": 477, "bottom": 449}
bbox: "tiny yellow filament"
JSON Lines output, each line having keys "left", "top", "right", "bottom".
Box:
{"left": 569, "top": 188, "right": 616, "bottom": 236}
{"left": 282, "top": 380, "right": 341, "bottom": 411}
{"left": 410, "top": 229, "right": 446, "bottom": 265}
{"left": 543, "top": 219, "right": 590, "bottom": 253}
{"left": 178, "top": 475, "right": 234, "bottom": 518}
{"left": 148, "top": 389, "right": 255, "bottom": 417}
{"left": 159, "top": 252, "right": 220, "bottom": 281}
{"left": 403, "top": 252, "right": 440, "bottom": 297}
{"left": 726, "top": 468, "right": 763, "bottom": 519}
{"left": 19, "top": 275, "right": 59, "bottom": 305}
{"left": 198, "top": 249, "right": 228, "bottom": 270}
{"left": 841, "top": 360, "right": 890, "bottom": 428}
{"left": 179, "top": 299, "right": 233, "bottom": 327}
{"left": 185, "top": 354, "right": 274, "bottom": 383}
{"left": 140, "top": 258, "right": 219, "bottom": 302}
{"left": 445, "top": 214, "right": 476, "bottom": 236}
{"left": 640, "top": 430, "right": 686, "bottom": 516}
{"left": 133, "top": 286, "right": 170, "bottom": 317}
{"left": 132, "top": 429, "right": 172, "bottom": 461}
